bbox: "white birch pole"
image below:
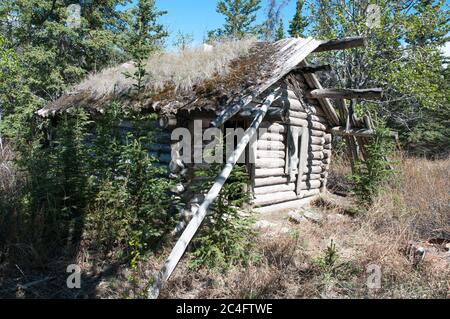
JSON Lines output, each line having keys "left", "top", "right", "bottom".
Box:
{"left": 148, "top": 89, "right": 280, "bottom": 299}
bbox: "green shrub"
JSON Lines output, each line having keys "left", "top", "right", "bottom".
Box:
{"left": 190, "top": 165, "right": 258, "bottom": 270}
{"left": 352, "top": 124, "right": 395, "bottom": 206}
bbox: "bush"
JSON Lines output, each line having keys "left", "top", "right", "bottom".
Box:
{"left": 352, "top": 124, "right": 395, "bottom": 206}
{"left": 190, "top": 165, "right": 257, "bottom": 270}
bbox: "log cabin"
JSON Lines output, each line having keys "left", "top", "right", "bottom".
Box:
{"left": 38, "top": 37, "right": 385, "bottom": 296}
{"left": 38, "top": 36, "right": 382, "bottom": 214}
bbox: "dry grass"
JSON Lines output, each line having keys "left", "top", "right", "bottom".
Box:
{"left": 1, "top": 155, "right": 448, "bottom": 299}
{"left": 68, "top": 38, "right": 256, "bottom": 102}
{"left": 149, "top": 156, "right": 448, "bottom": 299}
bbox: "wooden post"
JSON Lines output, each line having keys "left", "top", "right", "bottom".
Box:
{"left": 148, "top": 90, "right": 280, "bottom": 299}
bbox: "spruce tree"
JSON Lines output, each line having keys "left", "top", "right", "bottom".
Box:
{"left": 276, "top": 19, "right": 285, "bottom": 41}
{"left": 288, "top": 0, "right": 309, "bottom": 38}
{"left": 213, "top": 0, "right": 262, "bottom": 38}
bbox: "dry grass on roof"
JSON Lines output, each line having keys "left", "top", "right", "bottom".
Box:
{"left": 77, "top": 37, "right": 257, "bottom": 97}
{"left": 42, "top": 37, "right": 278, "bottom": 116}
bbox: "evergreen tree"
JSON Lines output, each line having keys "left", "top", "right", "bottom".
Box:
{"left": 261, "top": 0, "right": 289, "bottom": 41}
{"left": 307, "top": 0, "right": 449, "bottom": 156}
{"left": 275, "top": 18, "right": 285, "bottom": 41}
{"left": 212, "top": 0, "right": 262, "bottom": 39}
{"left": 288, "top": 0, "right": 309, "bottom": 38}
{"left": 0, "top": 0, "right": 133, "bottom": 100}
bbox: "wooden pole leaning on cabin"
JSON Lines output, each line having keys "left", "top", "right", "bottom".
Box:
{"left": 148, "top": 90, "right": 280, "bottom": 299}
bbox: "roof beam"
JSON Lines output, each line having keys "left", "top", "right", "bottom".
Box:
{"left": 313, "top": 36, "right": 367, "bottom": 53}
{"left": 307, "top": 88, "right": 383, "bottom": 100}
{"left": 293, "top": 64, "right": 332, "bottom": 74}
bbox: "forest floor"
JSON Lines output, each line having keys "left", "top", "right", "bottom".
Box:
{"left": 0, "top": 156, "right": 449, "bottom": 299}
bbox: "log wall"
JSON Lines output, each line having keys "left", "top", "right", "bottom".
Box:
{"left": 252, "top": 80, "right": 332, "bottom": 211}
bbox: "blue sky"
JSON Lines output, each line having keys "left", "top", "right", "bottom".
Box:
{"left": 131, "top": 0, "right": 298, "bottom": 47}
{"left": 124, "top": 0, "right": 450, "bottom": 55}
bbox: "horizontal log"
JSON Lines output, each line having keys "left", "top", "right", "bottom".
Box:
{"left": 301, "top": 189, "right": 321, "bottom": 199}
{"left": 310, "top": 136, "right": 326, "bottom": 145}
{"left": 288, "top": 118, "right": 327, "bottom": 131}
{"left": 305, "top": 166, "right": 324, "bottom": 174}
{"left": 308, "top": 152, "right": 325, "bottom": 160}
{"left": 323, "top": 144, "right": 332, "bottom": 150}
{"left": 314, "top": 36, "right": 367, "bottom": 53}
{"left": 255, "top": 168, "right": 286, "bottom": 177}
{"left": 308, "top": 160, "right": 324, "bottom": 166}
{"left": 254, "top": 196, "right": 319, "bottom": 214}
{"left": 253, "top": 191, "right": 298, "bottom": 206}
{"left": 309, "top": 145, "right": 324, "bottom": 152}
{"left": 254, "top": 183, "right": 296, "bottom": 195}
{"left": 256, "top": 158, "right": 285, "bottom": 169}
{"left": 302, "top": 174, "right": 322, "bottom": 181}
{"left": 259, "top": 122, "right": 286, "bottom": 134}
{"left": 310, "top": 129, "right": 326, "bottom": 137}
{"left": 324, "top": 134, "right": 332, "bottom": 143}
{"left": 254, "top": 176, "right": 289, "bottom": 187}
{"left": 299, "top": 180, "right": 322, "bottom": 190}
{"left": 257, "top": 140, "right": 285, "bottom": 151}
{"left": 259, "top": 132, "right": 285, "bottom": 142}
{"left": 308, "top": 88, "right": 383, "bottom": 100}
{"left": 288, "top": 111, "right": 328, "bottom": 124}
{"left": 257, "top": 150, "right": 285, "bottom": 159}
{"left": 330, "top": 127, "right": 374, "bottom": 138}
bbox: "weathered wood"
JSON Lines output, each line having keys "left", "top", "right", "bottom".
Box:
{"left": 257, "top": 150, "right": 285, "bottom": 159}
{"left": 310, "top": 136, "right": 326, "bottom": 145}
{"left": 309, "top": 144, "right": 324, "bottom": 152}
{"left": 257, "top": 140, "right": 285, "bottom": 151}
{"left": 294, "top": 64, "right": 332, "bottom": 74}
{"left": 296, "top": 128, "right": 309, "bottom": 195}
{"left": 148, "top": 90, "right": 278, "bottom": 299}
{"left": 305, "top": 166, "right": 323, "bottom": 174}
{"left": 158, "top": 115, "right": 178, "bottom": 129}
{"left": 254, "top": 183, "right": 296, "bottom": 195}
{"left": 331, "top": 127, "right": 375, "bottom": 138}
{"left": 308, "top": 88, "right": 383, "bottom": 100}
{"left": 314, "top": 36, "right": 367, "bottom": 53}
{"left": 254, "top": 176, "right": 290, "bottom": 187}
{"left": 253, "top": 191, "right": 298, "bottom": 206}
{"left": 301, "top": 189, "right": 321, "bottom": 198}
{"left": 310, "top": 129, "right": 326, "bottom": 137}
{"left": 289, "top": 118, "right": 327, "bottom": 131}
{"left": 259, "top": 122, "right": 286, "bottom": 134}
{"left": 288, "top": 111, "right": 328, "bottom": 124}
{"left": 300, "top": 62, "right": 341, "bottom": 126}
{"left": 255, "top": 168, "right": 286, "bottom": 177}
{"left": 256, "top": 158, "right": 285, "bottom": 169}
{"left": 254, "top": 196, "right": 319, "bottom": 214}
{"left": 301, "top": 174, "right": 321, "bottom": 181}
{"left": 299, "top": 180, "right": 322, "bottom": 190}
{"left": 259, "top": 132, "right": 285, "bottom": 142}
{"left": 309, "top": 152, "right": 324, "bottom": 160}
{"left": 212, "top": 38, "right": 322, "bottom": 128}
